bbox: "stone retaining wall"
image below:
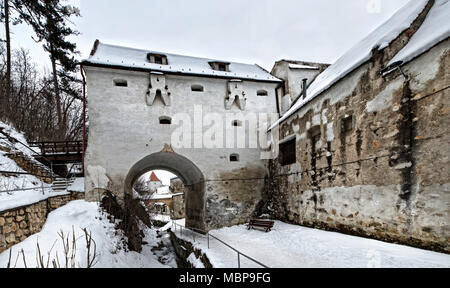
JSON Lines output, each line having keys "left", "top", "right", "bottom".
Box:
{"left": 0, "top": 192, "right": 84, "bottom": 253}
{"left": 170, "top": 231, "right": 213, "bottom": 268}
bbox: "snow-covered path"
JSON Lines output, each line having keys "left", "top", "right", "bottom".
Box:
{"left": 173, "top": 221, "right": 450, "bottom": 268}
{"left": 0, "top": 200, "right": 173, "bottom": 268}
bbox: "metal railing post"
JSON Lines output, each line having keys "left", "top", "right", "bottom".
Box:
{"left": 50, "top": 162, "right": 54, "bottom": 183}
{"left": 171, "top": 222, "right": 268, "bottom": 268}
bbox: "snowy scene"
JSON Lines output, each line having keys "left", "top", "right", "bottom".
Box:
{"left": 0, "top": 0, "right": 449, "bottom": 273}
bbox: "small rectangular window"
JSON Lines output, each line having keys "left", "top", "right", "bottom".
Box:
{"left": 279, "top": 139, "right": 296, "bottom": 166}
{"left": 159, "top": 116, "right": 172, "bottom": 125}
{"left": 342, "top": 116, "right": 354, "bottom": 134}
{"left": 257, "top": 90, "right": 268, "bottom": 96}
{"left": 114, "top": 79, "right": 128, "bottom": 87}
{"left": 230, "top": 154, "right": 240, "bottom": 162}
{"left": 209, "top": 61, "right": 230, "bottom": 72}
{"left": 309, "top": 126, "right": 321, "bottom": 151}
{"left": 154, "top": 56, "right": 163, "bottom": 64}
{"left": 191, "top": 85, "right": 204, "bottom": 92}
{"left": 218, "top": 64, "right": 227, "bottom": 71}
{"left": 147, "top": 53, "right": 168, "bottom": 65}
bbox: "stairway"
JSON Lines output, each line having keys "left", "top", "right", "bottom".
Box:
{"left": 51, "top": 177, "right": 75, "bottom": 192}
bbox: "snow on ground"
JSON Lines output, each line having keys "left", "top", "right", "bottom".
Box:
{"left": 0, "top": 121, "right": 55, "bottom": 212}
{"left": 0, "top": 189, "right": 68, "bottom": 212}
{"left": 159, "top": 218, "right": 185, "bottom": 232}
{"left": 151, "top": 214, "right": 172, "bottom": 223}
{"left": 173, "top": 221, "right": 450, "bottom": 268}
{"left": 0, "top": 121, "right": 41, "bottom": 157}
{"left": 387, "top": 0, "right": 450, "bottom": 68}
{"left": 67, "top": 177, "right": 85, "bottom": 193}
{"left": 270, "top": 0, "right": 429, "bottom": 129}
{"left": 0, "top": 200, "right": 172, "bottom": 268}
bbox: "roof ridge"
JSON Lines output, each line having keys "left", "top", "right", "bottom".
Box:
{"left": 93, "top": 41, "right": 262, "bottom": 67}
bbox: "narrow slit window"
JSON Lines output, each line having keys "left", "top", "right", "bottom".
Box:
{"left": 230, "top": 154, "right": 240, "bottom": 162}
{"left": 159, "top": 116, "right": 172, "bottom": 125}
{"left": 191, "top": 85, "right": 204, "bottom": 92}
{"left": 114, "top": 79, "right": 128, "bottom": 87}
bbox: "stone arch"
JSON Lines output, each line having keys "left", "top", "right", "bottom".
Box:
{"left": 124, "top": 152, "right": 205, "bottom": 231}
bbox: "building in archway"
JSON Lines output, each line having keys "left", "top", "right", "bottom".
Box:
{"left": 146, "top": 171, "right": 163, "bottom": 193}
{"left": 81, "top": 42, "right": 281, "bottom": 231}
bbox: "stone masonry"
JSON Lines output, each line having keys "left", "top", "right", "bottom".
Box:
{"left": 266, "top": 1, "right": 449, "bottom": 253}
{"left": 0, "top": 192, "right": 84, "bottom": 253}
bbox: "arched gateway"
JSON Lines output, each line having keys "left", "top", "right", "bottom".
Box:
{"left": 124, "top": 152, "right": 205, "bottom": 230}
{"left": 82, "top": 40, "right": 280, "bottom": 231}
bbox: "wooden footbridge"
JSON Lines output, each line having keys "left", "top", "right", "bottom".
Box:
{"left": 29, "top": 141, "right": 84, "bottom": 164}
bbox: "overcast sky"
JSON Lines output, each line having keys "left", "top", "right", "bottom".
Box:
{"left": 4, "top": 0, "right": 410, "bottom": 72}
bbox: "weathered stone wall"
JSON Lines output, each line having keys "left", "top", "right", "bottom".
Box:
{"left": 143, "top": 198, "right": 173, "bottom": 214}
{"left": 0, "top": 192, "right": 85, "bottom": 253}
{"left": 170, "top": 231, "right": 213, "bottom": 268}
{"left": 267, "top": 3, "right": 449, "bottom": 253}
{"left": 172, "top": 194, "right": 185, "bottom": 220}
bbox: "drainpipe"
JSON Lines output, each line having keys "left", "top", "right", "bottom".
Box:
{"left": 80, "top": 65, "right": 86, "bottom": 175}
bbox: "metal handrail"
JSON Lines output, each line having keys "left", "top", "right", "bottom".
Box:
{"left": 0, "top": 186, "right": 52, "bottom": 194}
{"left": 172, "top": 222, "right": 268, "bottom": 268}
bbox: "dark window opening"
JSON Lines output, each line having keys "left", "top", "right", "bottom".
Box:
{"left": 342, "top": 116, "right": 354, "bottom": 134}
{"left": 154, "top": 55, "right": 163, "bottom": 64}
{"left": 209, "top": 61, "right": 230, "bottom": 72}
{"left": 232, "top": 120, "right": 242, "bottom": 127}
{"left": 114, "top": 79, "right": 128, "bottom": 87}
{"left": 230, "top": 154, "right": 240, "bottom": 162}
{"left": 191, "top": 85, "right": 204, "bottom": 92}
{"left": 309, "top": 126, "right": 321, "bottom": 151}
{"left": 218, "top": 63, "right": 227, "bottom": 71}
{"left": 257, "top": 90, "right": 268, "bottom": 96}
{"left": 159, "top": 116, "right": 172, "bottom": 125}
{"left": 147, "top": 53, "right": 168, "bottom": 65}
{"left": 279, "top": 138, "right": 296, "bottom": 166}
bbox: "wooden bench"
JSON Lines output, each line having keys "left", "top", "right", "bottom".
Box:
{"left": 247, "top": 219, "right": 274, "bottom": 232}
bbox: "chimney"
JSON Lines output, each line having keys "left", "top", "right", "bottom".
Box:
{"left": 302, "top": 78, "right": 308, "bottom": 99}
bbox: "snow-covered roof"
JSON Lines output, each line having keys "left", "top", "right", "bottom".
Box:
{"left": 149, "top": 171, "right": 161, "bottom": 182}
{"left": 150, "top": 194, "right": 173, "bottom": 200}
{"left": 270, "top": 0, "right": 429, "bottom": 130}
{"left": 83, "top": 41, "right": 281, "bottom": 83}
{"left": 385, "top": 0, "right": 450, "bottom": 71}
{"left": 289, "top": 63, "right": 320, "bottom": 70}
